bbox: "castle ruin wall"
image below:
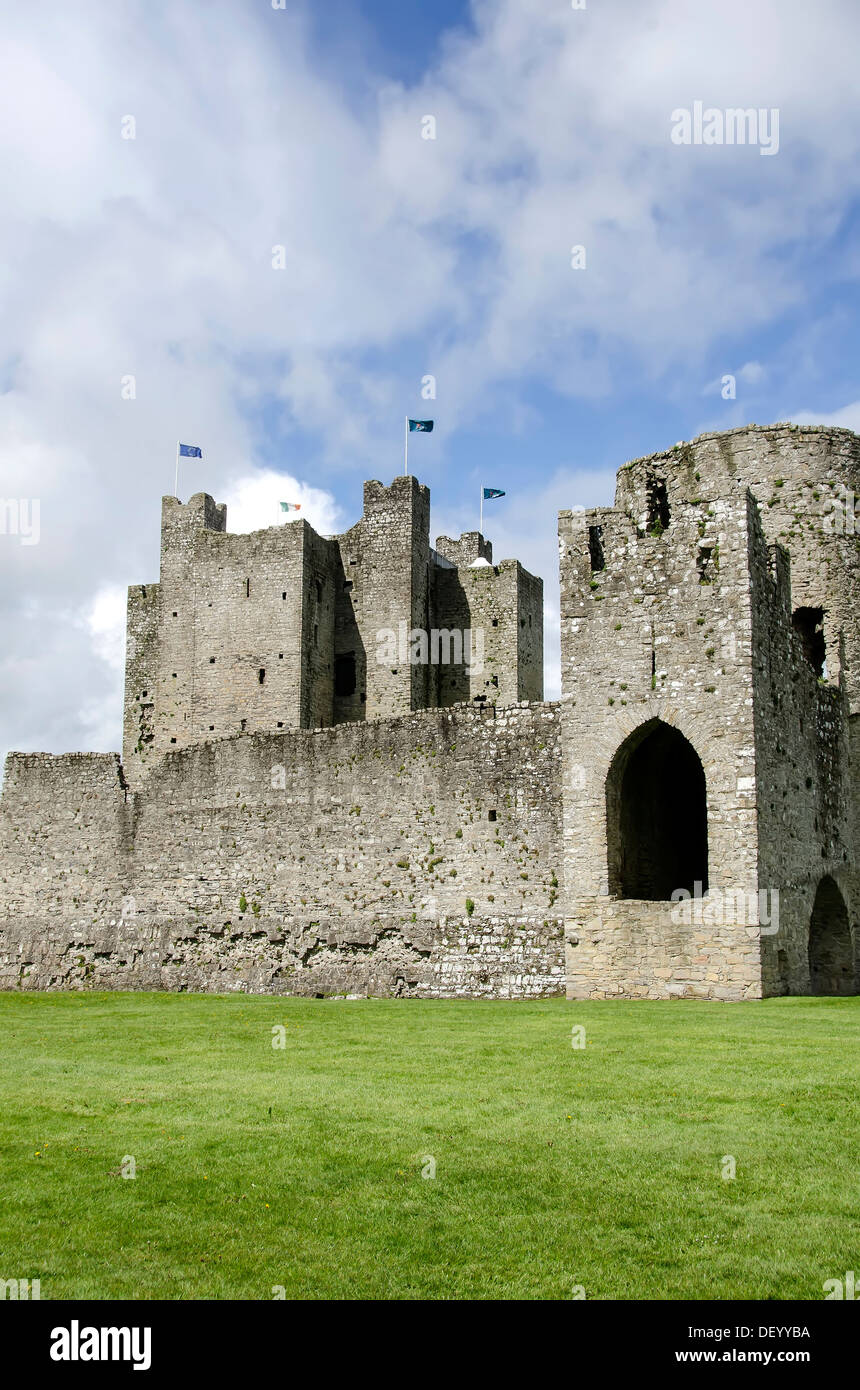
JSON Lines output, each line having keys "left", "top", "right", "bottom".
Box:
{"left": 0, "top": 703, "right": 564, "bottom": 998}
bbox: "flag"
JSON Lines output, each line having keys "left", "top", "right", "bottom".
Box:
{"left": 483, "top": 487, "right": 505, "bottom": 500}
{"left": 279, "top": 502, "right": 301, "bottom": 512}
{"left": 179, "top": 443, "right": 203, "bottom": 458}
{"left": 408, "top": 419, "right": 434, "bottom": 432}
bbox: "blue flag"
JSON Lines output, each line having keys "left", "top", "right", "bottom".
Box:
{"left": 408, "top": 419, "right": 434, "bottom": 432}
{"left": 179, "top": 443, "right": 203, "bottom": 458}
{"left": 483, "top": 487, "right": 505, "bottom": 500}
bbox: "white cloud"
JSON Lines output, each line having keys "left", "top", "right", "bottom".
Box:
{"left": 2, "top": 0, "right": 860, "bottom": 756}
{"left": 65, "top": 585, "right": 128, "bottom": 755}
{"left": 790, "top": 400, "right": 860, "bottom": 432}
{"left": 222, "top": 471, "right": 343, "bottom": 536}
{"left": 738, "top": 362, "right": 765, "bottom": 386}
{"left": 82, "top": 585, "right": 127, "bottom": 674}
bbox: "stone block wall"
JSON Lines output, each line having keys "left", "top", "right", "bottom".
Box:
{"left": 559, "top": 489, "right": 766, "bottom": 999}
{"left": 0, "top": 753, "right": 131, "bottom": 988}
{"left": 0, "top": 704, "right": 564, "bottom": 998}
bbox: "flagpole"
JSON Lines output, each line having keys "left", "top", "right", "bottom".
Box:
{"left": 480, "top": 486, "right": 483, "bottom": 537}
{"left": 174, "top": 441, "right": 180, "bottom": 500}
{"left": 404, "top": 415, "right": 408, "bottom": 476}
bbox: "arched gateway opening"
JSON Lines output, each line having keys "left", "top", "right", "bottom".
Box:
{"left": 606, "top": 720, "right": 708, "bottom": 900}
{"left": 808, "top": 877, "right": 855, "bottom": 995}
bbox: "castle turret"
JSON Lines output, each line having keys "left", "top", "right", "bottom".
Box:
{"left": 334, "top": 475, "right": 431, "bottom": 722}
{"left": 559, "top": 424, "right": 858, "bottom": 1001}
{"left": 431, "top": 538, "right": 543, "bottom": 708}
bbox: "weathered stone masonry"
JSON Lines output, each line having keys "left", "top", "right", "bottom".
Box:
{"left": 0, "top": 704, "right": 563, "bottom": 997}
{"left": 123, "top": 476, "right": 543, "bottom": 783}
{"left": 1, "top": 425, "right": 858, "bottom": 1000}
{"left": 560, "top": 424, "right": 858, "bottom": 999}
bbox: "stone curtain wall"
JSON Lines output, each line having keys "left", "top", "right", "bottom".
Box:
{"left": 0, "top": 753, "right": 130, "bottom": 989}
{"left": 0, "top": 704, "right": 564, "bottom": 998}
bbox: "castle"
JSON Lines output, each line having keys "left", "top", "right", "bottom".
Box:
{"left": 1, "top": 424, "right": 857, "bottom": 1000}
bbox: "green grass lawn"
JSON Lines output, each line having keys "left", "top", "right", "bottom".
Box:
{"left": 0, "top": 992, "right": 857, "bottom": 1300}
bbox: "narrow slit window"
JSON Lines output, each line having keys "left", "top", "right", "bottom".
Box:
{"left": 792, "top": 607, "right": 826, "bottom": 679}
{"left": 645, "top": 476, "right": 671, "bottom": 535}
{"left": 588, "top": 525, "right": 605, "bottom": 572}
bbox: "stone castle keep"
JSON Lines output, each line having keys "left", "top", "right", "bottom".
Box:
{"left": 123, "top": 475, "right": 543, "bottom": 784}
{"left": 1, "top": 424, "right": 857, "bottom": 1000}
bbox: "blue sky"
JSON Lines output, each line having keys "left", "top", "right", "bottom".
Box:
{"left": 2, "top": 0, "right": 860, "bottom": 757}
{"left": 305, "top": 0, "right": 475, "bottom": 84}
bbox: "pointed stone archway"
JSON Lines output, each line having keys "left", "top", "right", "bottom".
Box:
{"left": 808, "top": 876, "right": 855, "bottom": 995}
{"left": 606, "top": 720, "right": 708, "bottom": 901}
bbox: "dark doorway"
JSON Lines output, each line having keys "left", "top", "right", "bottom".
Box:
{"left": 808, "top": 876, "right": 855, "bottom": 995}
{"left": 334, "top": 654, "right": 356, "bottom": 698}
{"left": 606, "top": 721, "right": 708, "bottom": 900}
